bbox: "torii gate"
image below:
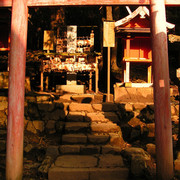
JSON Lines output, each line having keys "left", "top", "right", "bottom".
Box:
{"left": 0, "top": 0, "right": 180, "bottom": 179}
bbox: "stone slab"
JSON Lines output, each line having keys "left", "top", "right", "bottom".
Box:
{"left": 62, "top": 134, "right": 87, "bottom": 144}
{"left": 92, "top": 103, "right": 119, "bottom": 112}
{"left": 80, "top": 145, "right": 101, "bottom": 155}
{"left": 85, "top": 112, "right": 109, "bottom": 123}
{"left": 98, "top": 154, "right": 124, "bottom": 168}
{"left": 67, "top": 112, "right": 85, "bottom": 122}
{"left": 87, "top": 134, "right": 109, "bottom": 144}
{"left": 48, "top": 167, "right": 89, "bottom": 180}
{"left": 59, "top": 145, "right": 80, "bottom": 154}
{"left": 89, "top": 167, "right": 129, "bottom": 180}
{"left": 101, "top": 145, "right": 122, "bottom": 155}
{"left": 56, "top": 85, "right": 85, "bottom": 94}
{"left": 69, "top": 102, "right": 94, "bottom": 113}
{"left": 65, "top": 122, "right": 90, "bottom": 133}
{"left": 48, "top": 167, "right": 129, "bottom": 180}
{"left": 114, "top": 87, "right": 154, "bottom": 103}
{"left": 91, "top": 122, "right": 120, "bottom": 133}
{"left": 55, "top": 155, "right": 97, "bottom": 168}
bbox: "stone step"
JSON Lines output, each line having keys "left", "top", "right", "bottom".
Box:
{"left": 66, "top": 112, "right": 86, "bottom": 122}
{"left": 49, "top": 154, "right": 128, "bottom": 180}
{"left": 59, "top": 145, "right": 101, "bottom": 155}
{"left": 49, "top": 167, "right": 129, "bottom": 180}
{"left": 62, "top": 134, "right": 87, "bottom": 144}
{"left": 91, "top": 122, "right": 120, "bottom": 133}
{"left": 59, "top": 144, "right": 122, "bottom": 155}
{"left": 65, "top": 122, "right": 90, "bottom": 133}
{"left": 62, "top": 133, "right": 110, "bottom": 145}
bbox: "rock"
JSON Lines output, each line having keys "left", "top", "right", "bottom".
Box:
{"left": 124, "top": 103, "right": 133, "bottom": 112}
{"left": 80, "top": 145, "right": 100, "bottom": 154}
{"left": 146, "top": 143, "right": 156, "bottom": 159}
{"left": 25, "top": 96, "right": 36, "bottom": 102}
{"left": 24, "top": 144, "right": 33, "bottom": 153}
{"left": 175, "top": 104, "right": 179, "bottom": 114}
{"left": 26, "top": 121, "right": 44, "bottom": 134}
{"left": 38, "top": 156, "right": 53, "bottom": 175}
{"left": 91, "top": 122, "right": 120, "bottom": 133}
{"left": 33, "top": 121, "right": 45, "bottom": 132}
{"left": 99, "top": 154, "right": 124, "bottom": 168}
{"left": 175, "top": 159, "right": 180, "bottom": 172}
{"left": 0, "top": 140, "right": 6, "bottom": 152}
{"left": 130, "top": 127, "right": 141, "bottom": 141}
{"left": 36, "top": 95, "right": 50, "bottom": 102}
{"left": 42, "top": 109, "right": 66, "bottom": 121}
{"left": 101, "top": 145, "right": 122, "bottom": 154}
{"left": 109, "top": 133, "right": 127, "bottom": 149}
{"left": 0, "top": 101, "right": 8, "bottom": 110}
{"left": 87, "top": 134, "right": 109, "bottom": 144}
{"left": 121, "top": 124, "right": 132, "bottom": 140}
{"left": 131, "top": 154, "right": 151, "bottom": 177}
{"left": 62, "top": 134, "right": 87, "bottom": 144}
{"left": 46, "top": 146, "right": 59, "bottom": 159}
{"left": 46, "top": 120, "right": 56, "bottom": 134}
{"left": 122, "top": 147, "right": 149, "bottom": 159}
{"left": 122, "top": 147, "right": 152, "bottom": 177}
{"left": 146, "top": 123, "right": 155, "bottom": 137}
{"left": 59, "top": 145, "right": 80, "bottom": 154}
{"left": 65, "top": 122, "right": 90, "bottom": 133}
{"left": 69, "top": 102, "right": 94, "bottom": 113}
{"left": 171, "top": 105, "right": 176, "bottom": 116}
{"left": 27, "top": 103, "right": 40, "bottom": 119}
{"left": 25, "top": 77, "right": 31, "bottom": 92}
{"left": 38, "top": 103, "right": 55, "bottom": 112}
{"left": 0, "top": 110, "right": 7, "bottom": 126}
{"left": 133, "top": 103, "right": 147, "bottom": 111}
{"left": 103, "top": 112, "right": 120, "bottom": 123}
{"left": 67, "top": 112, "right": 85, "bottom": 122}
{"left": 92, "top": 103, "right": 118, "bottom": 112}
{"left": 138, "top": 106, "right": 155, "bottom": 123}
{"left": 85, "top": 112, "right": 109, "bottom": 123}
{"left": 128, "top": 117, "right": 145, "bottom": 128}
{"left": 55, "top": 121, "right": 65, "bottom": 133}
{"left": 55, "top": 102, "right": 69, "bottom": 111}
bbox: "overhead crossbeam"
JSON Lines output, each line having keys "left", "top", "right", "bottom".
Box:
{"left": 0, "top": 0, "right": 180, "bottom": 7}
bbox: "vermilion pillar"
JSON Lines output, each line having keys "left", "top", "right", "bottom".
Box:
{"left": 6, "top": 0, "right": 28, "bottom": 179}
{"left": 150, "top": 0, "right": 174, "bottom": 179}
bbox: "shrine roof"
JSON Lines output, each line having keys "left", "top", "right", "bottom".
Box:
{"left": 115, "top": 6, "right": 175, "bottom": 30}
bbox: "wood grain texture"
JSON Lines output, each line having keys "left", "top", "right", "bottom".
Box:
{"left": 0, "top": 0, "right": 180, "bottom": 7}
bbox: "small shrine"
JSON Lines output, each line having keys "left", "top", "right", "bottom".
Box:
{"left": 115, "top": 6, "right": 175, "bottom": 85}
{"left": 41, "top": 26, "right": 101, "bottom": 93}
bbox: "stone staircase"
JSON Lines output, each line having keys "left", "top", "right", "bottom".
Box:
{"left": 48, "top": 102, "right": 129, "bottom": 180}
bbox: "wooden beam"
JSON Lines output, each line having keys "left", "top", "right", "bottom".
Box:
{"left": 150, "top": 0, "right": 174, "bottom": 179}
{"left": 0, "top": 0, "right": 180, "bottom": 7}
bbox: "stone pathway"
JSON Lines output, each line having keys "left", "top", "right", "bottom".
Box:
{"left": 48, "top": 102, "right": 129, "bottom": 180}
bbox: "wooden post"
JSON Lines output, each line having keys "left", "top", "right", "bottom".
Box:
{"left": 147, "top": 64, "right": 152, "bottom": 83}
{"left": 89, "top": 71, "right": 92, "bottom": 91}
{"left": 6, "top": 0, "right": 28, "bottom": 179}
{"left": 95, "top": 56, "right": 99, "bottom": 93}
{"left": 41, "top": 71, "right": 44, "bottom": 91}
{"left": 45, "top": 75, "right": 49, "bottom": 91}
{"left": 107, "top": 46, "right": 111, "bottom": 101}
{"left": 150, "top": 0, "right": 174, "bottom": 179}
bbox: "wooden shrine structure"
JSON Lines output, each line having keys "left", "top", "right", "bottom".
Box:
{"left": 0, "top": 0, "right": 180, "bottom": 180}
{"left": 115, "top": 6, "right": 175, "bottom": 83}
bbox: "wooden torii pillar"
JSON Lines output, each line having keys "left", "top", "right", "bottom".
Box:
{"left": 150, "top": 0, "right": 174, "bottom": 179}
{"left": 1, "top": 0, "right": 179, "bottom": 180}
{"left": 6, "top": 0, "right": 28, "bottom": 179}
